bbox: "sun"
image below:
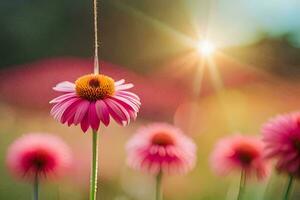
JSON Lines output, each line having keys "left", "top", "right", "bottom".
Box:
{"left": 196, "top": 40, "right": 215, "bottom": 56}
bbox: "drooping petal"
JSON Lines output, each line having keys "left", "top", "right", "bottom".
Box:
{"left": 88, "top": 102, "right": 100, "bottom": 130}
{"left": 95, "top": 100, "right": 110, "bottom": 126}
{"left": 61, "top": 99, "right": 82, "bottom": 124}
{"left": 74, "top": 101, "right": 90, "bottom": 125}
{"left": 51, "top": 97, "right": 80, "bottom": 121}
{"left": 104, "top": 98, "right": 129, "bottom": 125}
{"left": 117, "top": 91, "right": 140, "bottom": 101}
{"left": 80, "top": 113, "right": 90, "bottom": 133}
{"left": 111, "top": 95, "right": 139, "bottom": 112}
{"left": 108, "top": 99, "right": 131, "bottom": 123}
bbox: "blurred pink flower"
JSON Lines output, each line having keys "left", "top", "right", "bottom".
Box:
{"left": 262, "top": 112, "right": 300, "bottom": 176}
{"left": 50, "top": 74, "right": 141, "bottom": 132}
{"left": 6, "top": 133, "right": 72, "bottom": 182}
{"left": 210, "top": 135, "right": 269, "bottom": 180}
{"left": 126, "top": 123, "right": 197, "bottom": 175}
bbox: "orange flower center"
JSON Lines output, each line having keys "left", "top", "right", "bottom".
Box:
{"left": 75, "top": 74, "right": 115, "bottom": 101}
{"left": 152, "top": 132, "right": 174, "bottom": 146}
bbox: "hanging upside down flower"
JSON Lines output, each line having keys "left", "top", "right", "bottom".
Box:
{"left": 50, "top": 74, "right": 141, "bottom": 132}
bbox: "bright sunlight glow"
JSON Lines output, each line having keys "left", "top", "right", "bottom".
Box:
{"left": 197, "top": 40, "right": 215, "bottom": 56}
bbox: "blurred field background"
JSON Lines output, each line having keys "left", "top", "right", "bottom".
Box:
{"left": 1, "top": 0, "right": 300, "bottom": 199}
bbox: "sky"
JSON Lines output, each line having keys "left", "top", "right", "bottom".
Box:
{"left": 186, "top": 0, "right": 300, "bottom": 47}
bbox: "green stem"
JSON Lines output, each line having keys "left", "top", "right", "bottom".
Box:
{"left": 237, "top": 170, "right": 246, "bottom": 200}
{"left": 89, "top": 129, "right": 99, "bottom": 200}
{"left": 156, "top": 172, "right": 163, "bottom": 200}
{"left": 33, "top": 174, "right": 39, "bottom": 200}
{"left": 283, "top": 175, "right": 294, "bottom": 200}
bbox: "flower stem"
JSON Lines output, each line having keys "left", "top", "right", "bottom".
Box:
{"left": 93, "top": 0, "right": 99, "bottom": 74}
{"left": 33, "top": 174, "right": 39, "bottom": 200}
{"left": 237, "top": 170, "right": 246, "bottom": 200}
{"left": 156, "top": 172, "right": 163, "bottom": 200}
{"left": 90, "top": 129, "right": 99, "bottom": 200}
{"left": 283, "top": 175, "right": 294, "bottom": 200}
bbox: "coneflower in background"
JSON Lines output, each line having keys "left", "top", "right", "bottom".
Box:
{"left": 262, "top": 112, "right": 300, "bottom": 200}
{"left": 126, "top": 123, "right": 197, "bottom": 200}
{"left": 210, "top": 135, "right": 269, "bottom": 200}
{"left": 6, "top": 133, "right": 72, "bottom": 200}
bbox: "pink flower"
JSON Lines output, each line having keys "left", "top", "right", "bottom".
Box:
{"left": 210, "top": 135, "right": 269, "bottom": 180}
{"left": 262, "top": 112, "right": 300, "bottom": 176}
{"left": 50, "top": 74, "right": 141, "bottom": 132}
{"left": 6, "top": 133, "right": 72, "bottom": 181}
{"left": 126, "top": 123, "right": 197, "bottom": 175}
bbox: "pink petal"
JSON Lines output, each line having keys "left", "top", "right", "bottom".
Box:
{"left": 61, "top": 99, "right": 82, "bottom": 124}
{"left": 111, "top": 95, "right": 139, "bottom": 112}
{"left": 74, "top": 100, "right": 90, "bottom": 125}
{"left": 68, "top": 114, "right": 75, "bottom": 126}
{"left": 51, "top": 97, "right": 79, "bottom": 120}
{"left": 80, "top": 113, "right": 89, "bottom": 133}
{"left": 117, "top": 91, "right": 140, "bottom": 101}
{"left": 95, "top": 100, "right": 110, "bottom": 126}
{"left": 115, "top": 79, "right": 125, "bottom": 86}
{"left": 115, "top": 83, "right": 134, "bottom": 91}
{"left": 109, "top": 99, "right": 131, "bottom": 123}
{"left": 88, "top": 102, "right": 100, "bottom": 130}
{"left": 104, "top": 99, "right": 129, "bottom": 125}
{"left": 53, "top": 81, "right": 75, "bottom": 92}
{"left": 49, "top": 92, "right": 77, "bottom": 104}
{"left": 115, "top": 92, "right": 141, "bottom": 105}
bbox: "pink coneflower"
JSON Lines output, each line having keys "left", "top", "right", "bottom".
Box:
{"left": 6, "top": 133, "right": 72, "bottom": 200}
{"left": 262, "top": 112, "right": 300, "bottom": 200}
{"left": 210, "top": 135, "right": 269, "bottom": 180}
{"left": 50, "top": 74, "right": 141, "bottom": 132}
{"left": 262, "top": 112, "right": 300, "bottom": 176}
{"left": 210, "top": 135, "right": 269, "bottom": 200}
{"left": 6, "top": 133, "right": 72, "bottom": 181}
{"left": 126, "top": 123, "right": 196, "bottom": 200}
{"left": 126, "top": 123, "right": 197, "bottom": 175}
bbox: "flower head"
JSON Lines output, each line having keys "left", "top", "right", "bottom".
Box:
{"left": 6, "top": 133, "right": 72, "bottom": 181}
{"left": 262, "top": 112, "right": 300, "bottom": 176}
{"left": 126, "top": 123, "right": 197, "bottom": 175}
{"left": 210, "top": 135, "right": 269, "bottom": 180}
{"left": 50, "top": 74, "right": 141, "bottom": 132}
